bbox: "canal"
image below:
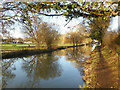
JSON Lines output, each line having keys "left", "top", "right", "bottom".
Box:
{"left": 2, "top": 45, "right": 94, "bottom": 88}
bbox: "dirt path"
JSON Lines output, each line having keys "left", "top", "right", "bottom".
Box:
{"left": 84, "top": 46, "right": 119, "bottom": 88}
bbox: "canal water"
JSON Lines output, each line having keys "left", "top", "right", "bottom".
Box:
{"left": 2, "top": 45, "right": 94, "bottom": 88}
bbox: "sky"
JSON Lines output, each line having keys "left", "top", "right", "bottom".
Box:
{"left": 10, "top": 15, "right": 119, "bottom": 38}
{"left": 108, "top": 16, "right": 119, "bottom": 31}
{"left": 40, "top": 16, "right": 83, "bottom": 33}
{"left": 10, "top": 15, "right": 84, "bottom": 38}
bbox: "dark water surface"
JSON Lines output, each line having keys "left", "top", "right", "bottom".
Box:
{"left": 2, "top": 45, "right": 94, "bottom": 88}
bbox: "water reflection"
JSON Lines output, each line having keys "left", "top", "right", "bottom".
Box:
{"left": 65, "top": 45, "right": 93, "bottom": 76}
{"left": 22, "top": 52, "right": 62, "bottom": 81}
{"left": 65, "top": 45, "right": 92, "bottom": 62}
{"left": 2, "top": 59, "right": 16, "bottom": 88}
{"left": 2, "top": 45, "right": 94, "bottom": 88}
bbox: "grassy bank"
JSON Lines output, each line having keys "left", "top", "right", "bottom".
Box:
{"left": 2, "top": 44, "right": 85, "bottom": 59}
{"left": 1, "top": 43, "right": 76, "bottom": 54}
{"left": 1, "top": 43, "right": 36, "bottom": 53}
{"left": 83, "top": 46, "right": 119, "bottom": 88}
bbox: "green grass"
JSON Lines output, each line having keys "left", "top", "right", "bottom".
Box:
{"left": 58, "top": 43, "right": 81, "bottom": 46}
{"left": 1, "top": 43, "right": 78, "bottom": 53}
{"left": 1, "top": 43, "right": 35, "bottom": 46}
{"left": 58, "top": 44, "right": 73, "bottom": 46}
{"left": 1, "top": 43, "right": 36, "bottom": 53}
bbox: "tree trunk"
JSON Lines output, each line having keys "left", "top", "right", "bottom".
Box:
{"left": 47, "top": 43, "right": 52, "bottom": 49}
{"left": 73, "top": 39, "right": 75, "bottom": 47}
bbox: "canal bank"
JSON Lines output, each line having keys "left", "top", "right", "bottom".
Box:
{"left": 2, "top": 44, "right": 86, "bottom": 59}
{"left": 83, "top": 46, "right": 119, "bottom": 88}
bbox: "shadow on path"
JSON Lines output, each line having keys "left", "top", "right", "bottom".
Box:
{"left": 84, "top": 46, "right": 118, "bottom": 88}
{"left": 93, "top": 46, "right": 118, "bottom": 88}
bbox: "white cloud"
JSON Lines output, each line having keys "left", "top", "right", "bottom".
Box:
{"left": 108, "top": 16, "right": 118, "bottom": 32}
{"left": 40, "top": 15, "right": 83, "bottom": 34}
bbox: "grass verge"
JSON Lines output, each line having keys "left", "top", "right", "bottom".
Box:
{"left": 83, "top": 46, "right": 119, "bottom": 88}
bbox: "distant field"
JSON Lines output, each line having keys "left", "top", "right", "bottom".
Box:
{"left": 1, "top": 43, "right": 75, "bottom": 53}
{"left": 1, "top": 43, "right": 35, "bottom": 46}
{"left": 1, "top": 43, "right": 36, "bottom": 53}
{"left": 58, "top": 43, "right": 74, "bottom": 46}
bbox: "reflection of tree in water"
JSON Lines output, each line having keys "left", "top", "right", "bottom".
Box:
{"left": 66, "top": 45, "right": 92, "bottom": 61}
{"left": 2, "top": 59, "right": 16, "bottom": 88}
{"left": 65, "top": 47, "right": 83, "bottom": 62}
{"left": 65, "top": 46, "right": 92, "bottom": 76}
{"left": 22, "top": 52, "right": 62, "bottom": 81}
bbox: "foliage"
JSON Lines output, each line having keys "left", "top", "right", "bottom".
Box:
{"left": 88, "top": 16, "right": 110, "bottom": 44}
{"left": 23, "top": 16, "right": 43, "bottom": 45}
{"left": 65, "top": 23, "right": 87, "bottom": 46}
{"left": 103, "top": 31, "right": 120, "bottom": 52}
{"left": 115, "top": 33, "right": 120, "bottom": 45}
{"left": 1, "top": 2, "right": 119, "bottom": 28}
{"left": 66, "top": 31, "right": 83, "bottom": 46}
{"left": 0, "top": 20, "right": 15, "bottom": 38}
{"left": 23, "top": 15, "right": 59, "bottom": 49}
{"left": 39, "top": 22, "right": 59, "bottom": 49}
{"left": 1, "top": 1, "right": 119, "bottom": 48}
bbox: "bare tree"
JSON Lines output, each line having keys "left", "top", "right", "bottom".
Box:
{"left": 39, "top": 22, "right": 59, "bottom": 49}
{"left": 65, "top": 23, "right": 86, "bottom": 46}
{"left": 23, "top": 16, "right": 59, "bottom": 49}
{"left": 23, "top": 16, "right": 43, "bottom": 47}
{"left": 66, "top": 31, "right": 83, "bottom": 46}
